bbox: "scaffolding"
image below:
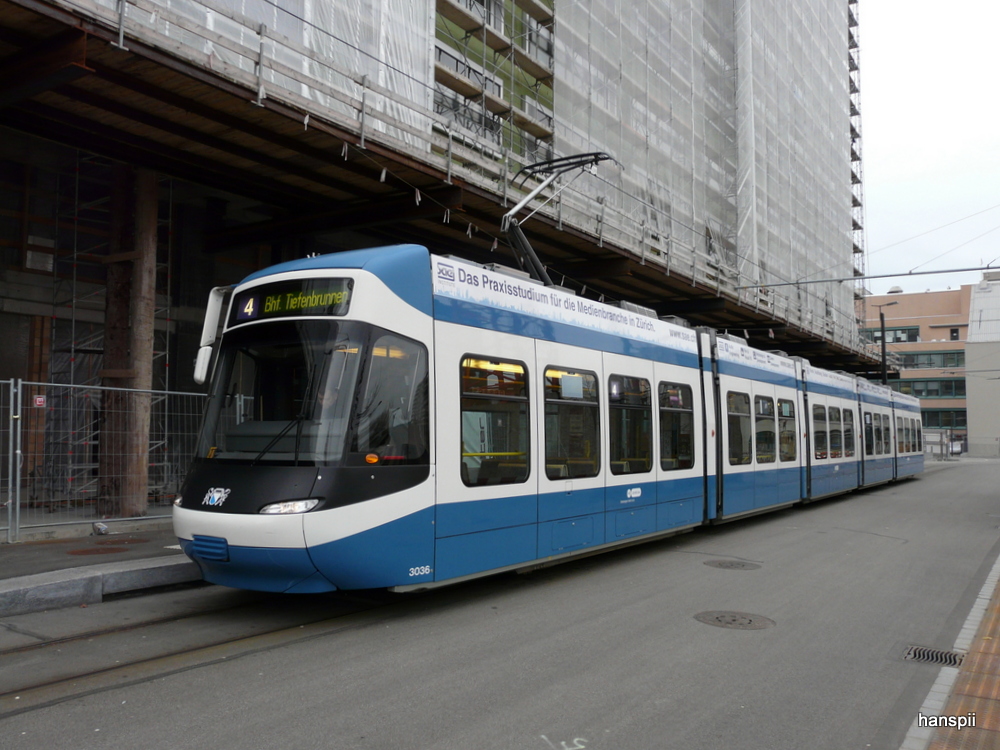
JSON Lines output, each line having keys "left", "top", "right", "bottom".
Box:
{"left": 849, "top": 0, "right": 869, "bottom": 316}
{"left": 9, "top": 154, "right": 179, "bottom": 508}
{"left": 13, "top": 0, "right": 865, "bottom": 353}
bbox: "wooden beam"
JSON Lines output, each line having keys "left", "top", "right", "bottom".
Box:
{"left": 205, "top": 185, "right": 464, "bottom": 250}
{"left": 0, "top": 29, "right": 92, "bottom": 108}
{"left": 99, "top": 368, "right": 138, "bottom": 379}
{"left": 768, "top": 340, "right": 830, "bottom": 354}
{"left": 658, "top": 297, "right": 728, "bottom": 314}
{"left": 6, "top": 102, "right": 326, "bottom": 208}
{"left": 99, "top": 250, "right": 142, "bottom": 264}
{"left": 551, "top": 258, "right": 632, "bottom": 279}
{"left": 87, "top": 63, "right": 426, "bottom": 196}
{"left": 60, "top": 85, "right": 358, "bottom": 198}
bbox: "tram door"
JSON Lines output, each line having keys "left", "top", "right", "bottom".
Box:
{"left": 534, "top": 340, "right": 607, "bottom": 556}
{"left": 718, "top": 374, "right": 757, "bottom": 517}
{"left": 432, "top": 322, "right": 539, "bottom": 581}
{"left": 751, "top": 387, "right": 777, "bottom": 506}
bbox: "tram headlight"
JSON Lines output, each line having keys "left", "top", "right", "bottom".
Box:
{"left": 259, "top": 499, "right": 320, "bottom": 515}
{"left": 173, "top": 496, "right": 184, "bottom": 507}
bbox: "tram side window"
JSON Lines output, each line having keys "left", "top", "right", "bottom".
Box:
{"left": 349, "top": 333, "right": 429, "bottom": 465}
{"left": 917, "top": 422, "right": 923, "bottom": 452}
{"left": 882, "top": 414, "right": 892, "bottom": 455}
{"left": 460, "top": 357, "right": 529, "bottom": 486}
{"left": 874, "top": 414, "right": 885, "bottom": 455}
{"left": 660, "top": 383, "right": 695, "bottom": 470}
{"left": 609, "top": 375, "right": 651, "bottom": 475}
{"left": 545, "top": 367, "right": 600, "bottom": 479}
{"left": 813, "top": 405, "right": 828, "bottom": 459}
{"left": 829, "top": 407, "right": 842, "bottom": 459}
{"left": 755, "top": 396, "right": 776, "bottom": 464}
{"left": 843, "top": 409, "right": 855, "bottom": 457}
{"left": 896, "top": 417, "right": 904, "bottom": 453}
{"left": 727, "top": 392, "right": 752, "bottom": 465}
{"left": 778, "top": 399, "right": 797, "bottom": 462}
{"left": 905, "top": 418, "right": 913, "bottom": 452}
{"left": 864, "top": 412, "right": 874, "bottom": 456}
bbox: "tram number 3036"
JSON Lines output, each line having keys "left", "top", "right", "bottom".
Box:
{"left": 409, "top": 565, "right": 433, "bottom": 577}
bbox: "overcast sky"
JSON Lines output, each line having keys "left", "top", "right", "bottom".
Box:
{"left": 860, "top": 1, "right": 1000, "bottom": 295}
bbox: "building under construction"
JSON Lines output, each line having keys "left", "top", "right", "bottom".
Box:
{"left": 0, "top": 0, "right": 875, "bottom": 534}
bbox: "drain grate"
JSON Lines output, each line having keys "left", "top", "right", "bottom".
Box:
{"left": 703, "top": 560, "right": 762, "bottom": 571}
{"left": 902, "top": 645, "right": 966, "bottom": 667}
{"left": 694, "top": 611, "right": 776, "bottom": 630}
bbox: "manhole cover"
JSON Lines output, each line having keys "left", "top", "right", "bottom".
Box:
{"left": 703, "top": 560, "right": 762, "bottom": 570}
{"left": 68, "top": 547, "right": 130, "bottom": 555}
{"left": 694, "top": 611, "right": 776, "bottom": 630}
{"left": 94, "top": 537, "right": 149, "bottom": 546}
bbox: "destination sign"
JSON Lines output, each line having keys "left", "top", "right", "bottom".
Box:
{"left": 229, "top": 278, "right": 353, "bottom": 326}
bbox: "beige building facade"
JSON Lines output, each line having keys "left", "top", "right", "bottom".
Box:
{"left": 862, "top": 286, "right": 971, "bottom": 453}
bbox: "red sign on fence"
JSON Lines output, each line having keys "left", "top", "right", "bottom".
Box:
{"left": 34, "top": 395, "right": 46, "bottom": 408}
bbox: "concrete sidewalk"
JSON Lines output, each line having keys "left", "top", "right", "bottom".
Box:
{"left": 902, "top": 550, "right": 1000, "bottom": 749}
{"left": 0, "top": 520, "right": 202, "bottom": 617}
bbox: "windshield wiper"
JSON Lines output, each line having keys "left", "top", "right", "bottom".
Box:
{"left": 251, "top": 414, "right": 305, "bottom": 465}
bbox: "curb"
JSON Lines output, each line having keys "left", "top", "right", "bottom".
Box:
{"left": 0, "top": 556, "right": 203, "bottom": 618}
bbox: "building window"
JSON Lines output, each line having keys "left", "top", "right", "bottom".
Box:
{"left": 524, "top": 17, "right": 554, "bottom": 70}
{"left": 894, "top": 379, "right": 966, "bottom": 398}
{"left": 459, "top": 0, "right": 504, "bottom": 33}
{"left": 898, "top": 351, "right": 966, "bottom": 369}
{"left": 950, "top": 328, "right": 960, "bottom": 341}
{"left": 922, "top": 410, "right": 968, "bottom": 429}
{"left": 868, "top": 326, "right": 919, "bottom": 343}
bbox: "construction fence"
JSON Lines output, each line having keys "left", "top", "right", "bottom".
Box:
{"left": 1, "top": 380, "right": 205, "bottom": 542}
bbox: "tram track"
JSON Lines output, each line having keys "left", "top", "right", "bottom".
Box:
{"left": 0, "top": 589, "right": 400, "bottom": 720}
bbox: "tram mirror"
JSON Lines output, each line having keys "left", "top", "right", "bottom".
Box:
{"left": 194, "top": 346, "right": 213, "bottom": 385}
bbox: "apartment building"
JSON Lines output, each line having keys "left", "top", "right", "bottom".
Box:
{"left": 862, "top": 286, "right": 971, "bottom": 451}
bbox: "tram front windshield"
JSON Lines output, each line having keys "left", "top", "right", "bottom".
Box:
{"left": 197, "top": 320, "right": 364, "bottom": 465}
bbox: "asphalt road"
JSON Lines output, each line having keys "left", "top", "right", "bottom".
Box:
{"left": 2, "top": 458, "right": 998, "bottom": 750}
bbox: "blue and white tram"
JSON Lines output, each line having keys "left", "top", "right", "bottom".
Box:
{"left": 802, "top": 364, "right": 861, "bottom": 500}
{"left": 174, "top": 244, "right": 923, "bottom": 593}
{"left": 892, "top": 390, "right": 924, "bottom": 479}
{"left": 709, "top": 334, "right": 803, "bottom": 519}
{"left": 857, "top": 377, "right": 897, "bottom": 487}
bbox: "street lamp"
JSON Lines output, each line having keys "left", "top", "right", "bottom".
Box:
{"left": 873, "top": 301, "right": 898, "bottom": 385}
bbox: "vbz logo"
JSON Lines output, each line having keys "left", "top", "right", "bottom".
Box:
{"left": 202, "top": 487, "right": 231, "bottom": 507}
{"left": 626, "top": 487, "right": 642, "bottom": 499}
